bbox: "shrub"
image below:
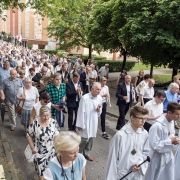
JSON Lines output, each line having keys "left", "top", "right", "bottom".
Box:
{"left": 57, "top": 51, "right": 68, "bottom": 57}
{"left": 44, "top": 50, "right": 58, "bottom": 55}
{"left": 94, "top": 56, "right": 107, "bottom": 61}
{"left": 82, "top": 54, "right": 88, "bottom": 61}
{"left": 95, "top": 60, "right": 136, "bottom": 72}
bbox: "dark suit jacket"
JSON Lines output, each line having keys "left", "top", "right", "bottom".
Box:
{"left": 80, "top": 71, "right": 86, "bottom": 91}
{"left": 66, "top": 80, "right": 83, "bottom": 107}
{"left": 57, "top": 70, "right": 70, "bottom": 83}
{"left": 116, "top": 82, "right": 133, "bottom": 106}
{"left": 32, "top": 73, "right": 42, "bottom": 82}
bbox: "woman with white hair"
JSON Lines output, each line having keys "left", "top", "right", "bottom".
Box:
{"left": 17, "top": 78, "right": 39, "bottom": 133}
{"left": 27, "top": 106, "right": 59, "bottom": 180}
{"left": 43, "top": 131, "right": 86, "bottom": 180}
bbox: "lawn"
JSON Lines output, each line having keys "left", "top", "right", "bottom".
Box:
{"left": 153, "top": 74, "right": 171, "bottom": 84}
{"left": 131, "top": 62, "right": 166, "bottom": 71}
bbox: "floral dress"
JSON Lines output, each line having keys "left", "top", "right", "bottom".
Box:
{"left": 27, "top": 118, "right": 59, "bottom": 176}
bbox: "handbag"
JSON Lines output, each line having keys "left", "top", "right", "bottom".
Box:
{"left": 16, "top": 87, "right": 25, "bottom": 115}
{"left": 24, "top": 144, "right": 35, "bottom": 163}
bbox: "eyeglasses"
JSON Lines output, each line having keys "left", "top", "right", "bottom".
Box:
{"left": 134, "top": 116, "right": 146, "bottom": 121}
{"left": 43, "top": 99, "right": 50, "bottom": 103}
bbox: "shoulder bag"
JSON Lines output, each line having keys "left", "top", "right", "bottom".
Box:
{"left": 16, "top": 87, "right": 25, "bottom": 115}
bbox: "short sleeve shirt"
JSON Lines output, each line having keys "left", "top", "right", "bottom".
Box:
{"left": 1, "top": 77, "right": 23, "bottom": 104}
{"left": 46, "top": 83, "right": 66, "bottom": 116}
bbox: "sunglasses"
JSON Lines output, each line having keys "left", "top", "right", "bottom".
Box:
{"left": 43, "top": 99, "right": 50, "bottom": 103}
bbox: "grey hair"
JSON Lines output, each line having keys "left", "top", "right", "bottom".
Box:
{"left": 53, "top": 73, "right": 62, "bottom": 79}
{"left": 91, "top": 82, "right": 101, "bottom": 89}
{"left": 169, "top": 82, "right": 179, "bottom": 90}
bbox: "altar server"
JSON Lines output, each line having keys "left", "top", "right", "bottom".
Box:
{"left": 106, "top": 106, "right": 149, "bottom": 180}
{"left": 145, "top": 102, "right": 180, "bottom": 180}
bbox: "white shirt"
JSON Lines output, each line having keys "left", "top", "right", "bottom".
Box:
{"left": 33, "top": 101, "right": 51, "bottom": 118}
{"left": 17, "top": 86, "right": 39, "bottom": 110}
{"left": 86, "top": 73, "right": 89, "bottom": 85}
{"left": 54, "top": 65, "right": 61, "bottom": 73}
{"left": 126, "top": 84, "right": 130, "bottom": 103}
{"left": 99, "top": 66, "right": 109, "bottom": 78}
{"left": 73, "top": 81, "right": 78, "bottom": 101}
{"left": 100, "top": 85, "right": 109, "bottom": 103}
{"left": 144, "top": 99, "right": 163, "bottom": 125}
{"left": 140, "top": 86, "right": 154, "bottom": 99}
{"left": 15, "top": 59, "right": 23, "bottom": 67}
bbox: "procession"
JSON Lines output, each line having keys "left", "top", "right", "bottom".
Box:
{"left": 1, "top": 39, "right": 180, "bottom": 180}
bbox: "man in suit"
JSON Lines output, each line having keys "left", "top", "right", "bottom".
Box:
{"left": 32, "top": 66, "right": 49, "bottom": 83}
{"left": 116, "top": 75, "right": 133, "bottom": 130}
{"left": 57, "top": 64, "right": 70, "bottom": 83}
{"left": 66, "top": 72, "right": 83, "bottom": 131}
{"left": 80, "top": 66, "right": 91, "bottom": 94}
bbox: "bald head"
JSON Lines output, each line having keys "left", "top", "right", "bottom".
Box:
{"left": 41, "top": 66, "right": 48, "bottom": 76}
{"left": 10, "top": 69, "right": 17, "bottom": 80}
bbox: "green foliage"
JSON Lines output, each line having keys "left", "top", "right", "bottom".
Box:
{"left": 57, "top": 51, "right": 68, "bottom": 57}
{"left": 94, "top": 56, "right": 107, "bottom": 61}
{"left": 0, "top": 0, "right": 51, "bottom": 17}
{"left": 46, "top": 0, "right": 94, "bottom": 53}
{"left": 89, "top": 0, "right": 180, "bottom": 72}
{"left": 44, "top": 50, "right": 58, "bottom": 55}
{"left": 96, "top": 60, "right": 135, "bottom": 72}
{"left": 82, "top": 54, "right": 89, "bottom": 60}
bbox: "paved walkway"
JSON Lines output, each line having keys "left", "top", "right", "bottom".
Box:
{"left": 106, "top": 68, "right": 172, "bottom": 119}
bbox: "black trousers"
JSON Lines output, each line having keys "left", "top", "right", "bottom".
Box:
{"left": 143, "top": 122, "right": 152, "bottom": 132}
{"left": 116, "top": 103, "right": 130, "bottom": 130}
{"left": 101, "top": 102, "right": 107, "bottom": 132}
{"left": 68, "top": 102, "right": 79, "bottom": 131}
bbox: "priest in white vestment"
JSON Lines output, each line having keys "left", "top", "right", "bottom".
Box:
{"left": 76, "top": 82, "right": 102, "bottom": 161}
{"left": 106, "top": 106, "right": 150, "bottom": 180}
{"left": 145, "top": 102, "right": 180, "bottom": 180}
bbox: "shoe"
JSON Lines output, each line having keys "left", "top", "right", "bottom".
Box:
{"left": 102, "top": 133, "right": 110, "bottom": 139}
{"left": 84, "top": 155, "right": 93, "bottom": 161}
{"left": 10, "top": 127, "right": 15, "bottom": 131}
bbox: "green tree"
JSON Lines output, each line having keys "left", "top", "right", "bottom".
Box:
{"left": 89, "top": 0, "right": 180, "bottom": 77}
{"left": 0, "top": 0, "right": 52, "bottom": 17}
{"left": 46, "top": 0, "right": 96, "bottom": 58}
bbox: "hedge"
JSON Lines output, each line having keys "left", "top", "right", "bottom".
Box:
{"left": 95, "top": 60, "right": 136, "bottom": 72}
{"left": 44, "top": 50, "right": 58, "bottom": 55}
{"left": 94, "top": 56, "right": 107, "bottom": 61}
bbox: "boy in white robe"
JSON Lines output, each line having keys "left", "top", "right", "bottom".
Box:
{"left": 145, "top": 102, "right": 180, "bottom": 180}
{"left": 106, "top": 106, "right": 150, "bottom": 180}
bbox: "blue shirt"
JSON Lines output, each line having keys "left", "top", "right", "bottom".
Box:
{"left": 163, "top": 90, "right": 178, "bottom": 111}
{"left": 9, "top": 60, "right": 16, "bottom": 68}
{"left": 1, "top": 77, "right": 23, "bottom": 104}
{"left": 0, "top": 67, "right": 11, "bottom": 87}
{"left": 43, "top": 153, "right": 86, "bottom": 180}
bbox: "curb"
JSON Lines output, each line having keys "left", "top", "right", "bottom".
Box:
{"left": 0, "top": 126, "right": 19, "bottom": 180}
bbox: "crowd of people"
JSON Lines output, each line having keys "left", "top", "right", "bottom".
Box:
{"left": 1, "top": 39, "right": 180, "bottom": 180}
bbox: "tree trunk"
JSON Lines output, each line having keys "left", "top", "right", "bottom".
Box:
{"left": 150, "top": 64, "right": 153, "bottom": 77}
{"left": 121, "top": 50, "right": 127, "bottom": 71}
{"left": 172, "top": 68, "right": 178, "bottom": 80}
{"left": 88, "top": 44, "right": 92, "bottom": 59}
